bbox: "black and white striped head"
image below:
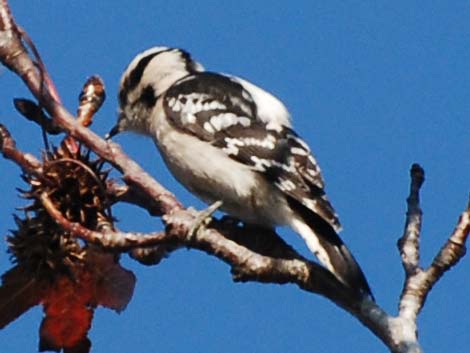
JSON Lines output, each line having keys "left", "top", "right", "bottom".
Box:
{"left": 108, "top": 47, "right": 204, "bottom": 137}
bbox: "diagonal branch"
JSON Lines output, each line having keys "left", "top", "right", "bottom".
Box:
{"left": 41, "top": 181, "right": 377, "bottom": 318}
{"left": 429, "top": 207, "right": 470, "bottom": 275}
{"left": 1, "top": 3, "right": 182, "bottom": 216}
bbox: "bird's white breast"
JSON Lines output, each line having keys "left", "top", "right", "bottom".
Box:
{"left": 150, "top": 102, "right": 293, "bottom": 227}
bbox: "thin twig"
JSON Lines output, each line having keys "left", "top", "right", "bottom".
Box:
{"left": 105, "top": 180, "right": 165, "bottom": 216}
{"left": 418, "top": 209, "right": 469, "bottom": 309}
{"left": 398, "top": 163, "right": 424, "bottom": 275}
{"left": 40, "top": 192, "right": 167, "bottom": 250}
{"left": 0, "top": 124, "right": 42, "bottom": 174}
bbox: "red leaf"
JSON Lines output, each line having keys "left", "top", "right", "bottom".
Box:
{"left": 40, "top": 274, "right": 94, "bottom": 352}
{"left": 0, "top": 266, "right": 45, "bottom": 329}
{"left": 2, "top": 252, "right": 135, "bottom": 352}
{"left": 86, "top": 251, "right": 136, "bottom": 312}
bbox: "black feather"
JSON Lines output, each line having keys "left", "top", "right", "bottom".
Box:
{"left": 120, "top": 50, "right": 167, "bottom": 106}
{"left": 287, "top": 197, "right": 373, "bottom": 299}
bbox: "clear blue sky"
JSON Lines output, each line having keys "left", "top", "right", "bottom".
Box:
{"left": 1, "top": 1, "right": 469, "bottom": 352}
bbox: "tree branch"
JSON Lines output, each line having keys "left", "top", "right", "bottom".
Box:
{"left": 397, "top": 164, "right": 470, "bottom": 324}
{"left": 41, "top": 181, "right": 379, "bottom": 319}
{"left": 0, "top": 124, "right": 42, "bottom": 174}
{"left": 398, "top": 163, "right": 424, "bottom": 275}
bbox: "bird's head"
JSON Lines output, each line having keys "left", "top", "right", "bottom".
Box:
{"left": 107, "top": 46, "right": 204, "bottom": 139}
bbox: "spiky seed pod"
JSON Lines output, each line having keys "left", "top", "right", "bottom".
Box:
{"left": 7, "top": 143, "right": 113, "bottom": 279}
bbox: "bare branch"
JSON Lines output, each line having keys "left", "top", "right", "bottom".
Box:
{"left": 431, "top": 207, "right": 470, "bottom": 267}
{"left": 40, "top": 192, "right": 167, "bottom": 249}
{"left": 105, "top": 180, "right": 167, "bottom": 217}
{"left": 1, "top": 8, "right": 181, "bottom": 216}
{"left": 398, "top": 164, "right": 424, "bottom": 275}
{"left": 0, "top": 1, "right": 25, "bottom": 71}
{"left": 398, "top": 164, "right": 470, "bottom": 322}
{"left": 41, "top": 182, "right": 375, "bottom": 308}
{"left": 39, "top": 180, "right": 408, "bottom": 350}
{"left": 400, "top": 208, "right": 470, "bottom": 318}
{"left": 0, "top": 124, "right": 42, "bottom": 174}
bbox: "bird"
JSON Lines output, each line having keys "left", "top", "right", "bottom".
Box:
{"left": 107, "top": 46, "right": 373, "bottom": 299}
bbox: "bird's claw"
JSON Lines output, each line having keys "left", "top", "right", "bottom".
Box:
{"left": 187, "top": 200, "right": 223, "bottom": 241}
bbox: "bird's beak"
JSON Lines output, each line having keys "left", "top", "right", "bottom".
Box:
{"left": 105, "top": 124, "right": 121, "bottom": 140}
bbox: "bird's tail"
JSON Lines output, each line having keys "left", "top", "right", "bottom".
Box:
{"left": 289, "top": 202, "right": 373, "bottom": 300}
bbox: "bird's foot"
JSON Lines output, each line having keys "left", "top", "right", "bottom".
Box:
{"left": 187, "top": 200, "right": 223, "bottom": 241}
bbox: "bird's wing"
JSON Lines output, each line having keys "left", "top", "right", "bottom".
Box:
{"left": 212, "top": 123, "right": 341, "bottom": 231}
{"left": 163, "top": 71, "right": 258, "bottom": 141}
{"left": 163, "top": 71, "right": 340, "bottom": 231}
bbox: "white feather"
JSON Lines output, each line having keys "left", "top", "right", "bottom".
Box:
{"left": 227, "top": 75, "right": 291, "bottom": 127}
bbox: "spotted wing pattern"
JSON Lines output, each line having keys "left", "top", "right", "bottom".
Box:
{"left": 163, "top": 71, "right": 340, "bottom": 230}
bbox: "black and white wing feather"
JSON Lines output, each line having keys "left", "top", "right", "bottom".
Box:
{"left": 163, "top": 71, "right": 372, "bottom": 297}
{"left": 163, "top": 72, "right": 257, "bottom": 141}
{"left": 215, "top": 123, "right": 341, "bottom": 231}
{"left": 163, "top": 72, "right": 340, "bottom": 230}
